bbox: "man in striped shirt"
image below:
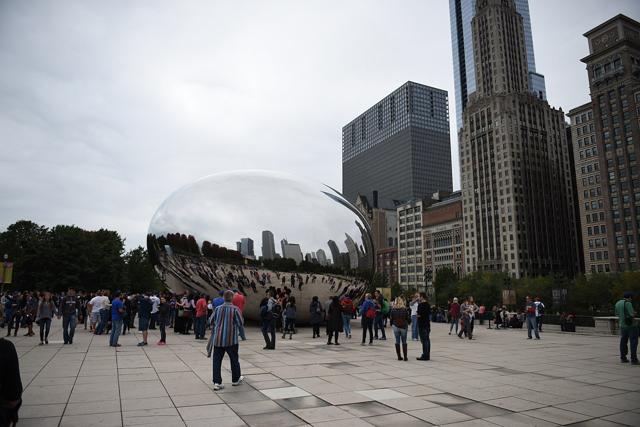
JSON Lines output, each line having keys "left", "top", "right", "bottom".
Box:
{"left": 211, "top": 290, "right": 244, "bottom": 390}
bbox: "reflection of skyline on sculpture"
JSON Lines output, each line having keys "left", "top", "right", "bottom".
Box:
{"left": 148, "top": 170, "right": 372, "bottom": 267}
{"left": 147, "top": 170, "right": 373, "bottom": 322}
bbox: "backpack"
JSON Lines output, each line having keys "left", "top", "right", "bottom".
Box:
{"left": 272, "top": 303, "right": 282, "bottom": 318}
{"left": 365, "top": 306, "right": 376, "bottom": 319}
{"left": 381, "top": 300, "right": 390, "bottom": 315}
{"left": 341, "top": 299, "right": 353, "bottom": 314}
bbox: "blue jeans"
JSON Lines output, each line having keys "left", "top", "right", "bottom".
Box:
{"left": 620, "top": 326, "right": 639, "bottom": 361}
{"left": 195, "top": 316, "right": 206, "bottom": 339}
{"left": 527, "top": 316, "right": 539, "bottom": 339}
{"left": 62, "top": 314, "right": 77, "bottom": 343}
{"left": 411, "top": 315, "right": 418, "bottom": 340}
{"left": 342, "top": 314, "right": 351, "bottom": 336}
{"left": 374, "top": 313, "right": 386, "bottom": 338}
{"left": 419, "top": 327, "right": 430, "bottom": 358}
{"left": 95, "top": 309, "right": 109, "bottom": 335}
{"left": 392, "top": 325, "right": 407, "bottom": 345}
{"left": 449, "top": 316, "right": 458, "bottom": 334}
{"left": 212, "top": 345, "right": 241, "bottom": 384}
{"left": 110, "top": 319, "right": 123, "bottom": 346}
{"left": 262, "top": 319, "right": 275, "bottom": 348}
{"left": 39, "top": 317, "right": 52, "bottom": 342}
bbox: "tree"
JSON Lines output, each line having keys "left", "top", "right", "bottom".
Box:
{"left": 122, "top": 247, "right": 164, "bottom": 292}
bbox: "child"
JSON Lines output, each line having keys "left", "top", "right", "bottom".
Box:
{"left": 282, "top": 297, "right": 296, "bottom": 340}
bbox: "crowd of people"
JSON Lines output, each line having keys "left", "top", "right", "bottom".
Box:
{"left": 1, "top": 286, "right": 637, "bottom": 425}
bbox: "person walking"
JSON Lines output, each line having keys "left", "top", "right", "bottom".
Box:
{"left": 360, "top": 293, "right": 376, "bottom": 346}
{"left": 36, "top": 293, "right": 56, "bottom": 345}
{"left": 416, "top": 292, "right": 431, "bottom": 361}
{"left": 149, "top": 294, "right": 160, "bottom": 330}
{"left": 449, "top": 297, "right": 460, "bottom": 335}
{"left": 615, "top": 291, "right": 638, "bottom": 364}
{"left": 410, "top": 293, "right": 420, "bottom": 341}
{"left": 282, "top": 297, "right": 296, "bottom": 340}
{"left": 4, "top": 293, "right": 17, "bottom": 337}
{"left": 326, "top": 296, "right": 343, "bottom": 345}
{"left": 260, "top": 291, "right": 277, "bottom": 350}
{"left": 109, "top": 293, "right": 125, "bottom": 347}
{"left": 309, "top": 296, "right": 323, "bottom": 338}
{"left": 211, "top": 290, "right": 245, "bottom": 391}
{"left": 157, "top": 296, "right": 170, "bottom": 345}
{"left": 373, "top": 290, "right": 387, "bottom": 340}
{"left": 137, "top": 293, "right": 152, "bottom": 346}
{"left": 59, "top": 288, "right": 79, "bottom": 345}
{"left": 534, "top": 297, "right": 545, "bottom": 332}
{"left": 194, "top": 294, "right": 208, "bottom": 340}
{"left": 525, "top": 296, "right": 540, "bottom": 340}
{"left": 340, "top": 295, "right": 354, "bottom": 339}
{"left": 389, "top": 297, "right": 411, "bottom": 361}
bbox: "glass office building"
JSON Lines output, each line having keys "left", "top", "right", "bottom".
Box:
{"left": 449, "top": 0, "right": 546, "bottom": 129}
{"left": 342, "top": 81, "right": 452, "bottom": 210}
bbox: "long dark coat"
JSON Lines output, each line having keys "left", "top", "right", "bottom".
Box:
{"left": 309, "top": 300, "right": 323, "bottom": 325}
{"left": 327, "top": 300, "right": 344, "bottom": 333}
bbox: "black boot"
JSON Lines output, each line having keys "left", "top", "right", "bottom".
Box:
{"left": 395, "top": 344, "right": 402, "bottom": 360}
{"left": 402, "top": 343, "right": 408, "bottom": 361}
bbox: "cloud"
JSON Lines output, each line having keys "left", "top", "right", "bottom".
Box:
{"left": 1, "top": 0, "right": 638, "bottom": 249}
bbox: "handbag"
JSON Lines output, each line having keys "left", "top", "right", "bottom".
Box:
{"left": 178, "top": 308, "right": 184, "bottom": 318}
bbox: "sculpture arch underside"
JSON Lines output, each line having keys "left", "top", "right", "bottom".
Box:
{"left": 155, "top": 252, "right": 367, "bottom": 323}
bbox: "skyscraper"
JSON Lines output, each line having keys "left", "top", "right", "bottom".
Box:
{"left": 459, "top": 0, "right": 579, "bottom": 278}
{"left": 261, "top": 230, "right": 276, "bottom": 260}
{"left": 573, "top": 15, "right": 640, "bottom": 273}
{"left": 316, "top": 249, "right": 328, "bottom": 266}
{"left": 342, "top": 81, "right": 452, "bottom": 209}
{"left": 238, "top": 238, "right": 254, "bottom": 258}
{"left": 449, "top": 0, "right": 546, "bottom": 129}
{"left": 280, "top": 239, "right": 303, "bottom": 264}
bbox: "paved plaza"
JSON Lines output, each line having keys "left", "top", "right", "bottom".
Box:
{"left": 9, "top": 321, "right": 640, "bottom": 427}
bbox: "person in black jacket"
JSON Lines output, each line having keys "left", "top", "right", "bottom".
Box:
{"left": 416, "top": 292, "right": 431, "bottom": 361}
{"left": 326, "top": 296, "right": 343, "bottom": 345}
{"left": 0, "top": 337, "right": 22, "bottom": 427}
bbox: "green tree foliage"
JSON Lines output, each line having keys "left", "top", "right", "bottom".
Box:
{"left": 0, "top": 221, "right": 162, "bottom": 292}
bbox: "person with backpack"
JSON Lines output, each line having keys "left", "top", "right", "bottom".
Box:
{"left": 373, "top": 290, "right": 387, "bottom": 340}
{"left": 340, "top": 295, "right": 354, "bottom": 339}
{"left": 309, "top": 296, "right": 323, "bottom": 338}
{"left": 614, "top": 291, "right": 637, "bottom": 364}
{"left": 282, "top": 296, "right": 296, "bottom": 340}
{"left": 260, "top": 291, "right": 277, "bottom": 350}
{"left": 360, "top": 293, "right": 376, "bottom": 346}
{"left": 389, "top": 297, "right": 411, "bottom": 361}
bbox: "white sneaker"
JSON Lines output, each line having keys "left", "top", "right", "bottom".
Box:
{"left": 232, "top": 376, "right": 244, "bottom": 386}
{"left": 213, "top": 383, "right": 225, "bottom": 391}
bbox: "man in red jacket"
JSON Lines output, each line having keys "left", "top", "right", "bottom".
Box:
{"left": 448, "top": 297, "right": 460, "bottom": 335}
{"left": 194, "top": 295, "right": 208, "bottom": 340}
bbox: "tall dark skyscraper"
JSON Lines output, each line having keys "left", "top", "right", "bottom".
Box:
{"left": 342, "top": 81, "right": 452, "bottom": 209}
{"left": 449, "top": 0, "right": 546, "bottom": 129}
{"left": 261, "top": 230, "right": 276, "bottom": 260}
{"left": 459, "top": 0, "right": 579, "bottom": 278}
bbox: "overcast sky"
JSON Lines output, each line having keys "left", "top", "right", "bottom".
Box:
{"left": 1, "top": 0, "right": 638, "bottom": 250}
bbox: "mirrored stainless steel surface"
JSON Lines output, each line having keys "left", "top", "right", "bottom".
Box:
{"left": 147, "top": 170, "right": 373, "bottom": 321}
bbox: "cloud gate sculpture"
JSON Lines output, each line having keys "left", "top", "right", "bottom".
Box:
{"left": 147, "top": 170, "right": 374, "bottom": 322}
